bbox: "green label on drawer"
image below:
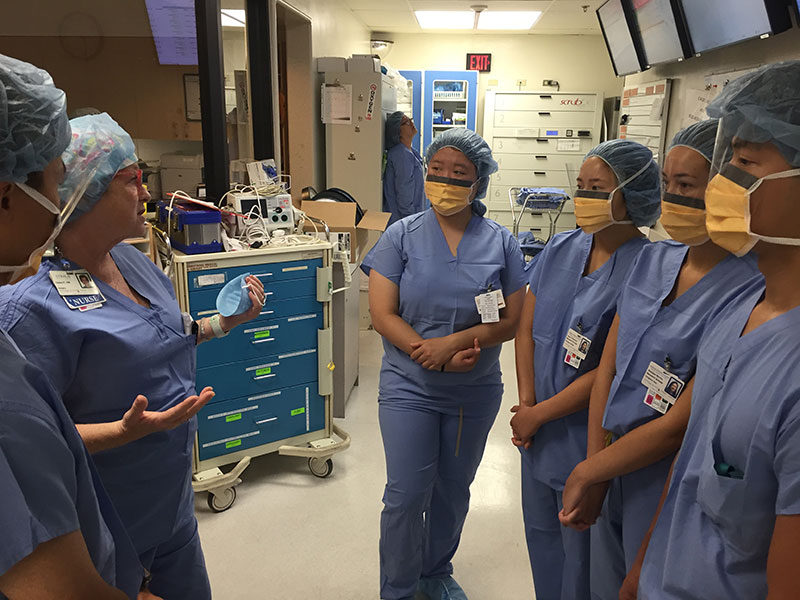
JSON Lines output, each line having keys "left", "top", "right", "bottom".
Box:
{"left": 225, "top": 413, "right": 242, "bottom": 423}
{"left": 256, "top": 367, "right": 272, "bottom": 376}
{"left": 225, "top": 439, "right": 242, "bottom": 449}
{"left": 254, "top": 331, "right": 271, "bottom": 339}
{"left": 290, "top": 407, "right": 306, "bottom": 417}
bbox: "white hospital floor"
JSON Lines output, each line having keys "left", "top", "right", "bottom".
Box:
{"left": 196, "top": 330, "right": 535, "bottom": 599}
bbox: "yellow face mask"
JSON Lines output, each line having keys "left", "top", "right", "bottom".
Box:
{"left": 574, "top": 189, "right": 633, "bottom": 234}
{"left": 705, "top": 163, "right": 800, "bottom": 257}
{"left": 424, "top": 174, "right": 476, "bottom": 216}
{"left": 660, "top": 193, "right": 709, "bottom": 246}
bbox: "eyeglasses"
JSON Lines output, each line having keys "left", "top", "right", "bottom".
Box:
{"left": 115, "top": 167, "right": 144, "bottom": 187}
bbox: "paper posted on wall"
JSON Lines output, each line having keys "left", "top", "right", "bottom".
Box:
{"left": 322, "top": 84, "right": 352, "bottom": 125}
{"left": 682, "top": 87, "right": 720, "bottom": 128}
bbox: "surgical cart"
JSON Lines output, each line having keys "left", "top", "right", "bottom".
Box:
{"left": 508, "top": 187, "right": 570, "bottom": 257}
{"left": 171, "top": 243, "right": 350, "bottom": 512}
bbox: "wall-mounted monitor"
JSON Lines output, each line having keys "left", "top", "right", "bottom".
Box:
{"left": 145, "top": 0, "right": 198, "bottom": 66}
{"left": 597, "top": 0, "right": 647, "bottom": 77}
{"left": 678, "top": 0, "right": 792, "bottom": 55}
{"left": 631, "top": 0, "right": 693, "bottom": 67}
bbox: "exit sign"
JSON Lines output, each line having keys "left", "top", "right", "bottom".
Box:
{"left": 466, "top": 53, "right": 492, "bottom": 72}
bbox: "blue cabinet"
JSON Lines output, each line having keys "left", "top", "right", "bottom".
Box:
{"left": 172, "top": 247, "right": 334, "bottom": 473}
{"left": 422, "top": 70, "right": 479, "bottom": 153}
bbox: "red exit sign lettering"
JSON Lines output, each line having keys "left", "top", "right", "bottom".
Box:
{"left": 466, "top": 53, "right": 492, "bottom": 72}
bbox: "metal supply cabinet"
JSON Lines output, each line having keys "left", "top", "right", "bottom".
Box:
{"left": 483, "top": 91, "right": 604, "bottom": 239}
{"left": 171, "top": 244, "right": 350, "bottom": 511}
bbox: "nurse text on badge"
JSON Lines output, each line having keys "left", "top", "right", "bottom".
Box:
{"left": 50, "top": 270, "right": 106, "bottom": 311}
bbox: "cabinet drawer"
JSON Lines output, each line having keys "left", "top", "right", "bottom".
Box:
{"left": 197, "top": 347, "right": 319, "bottom": 404}
{"left": 495, "top": 110, "right": 596, "bottom": 129}
{"left": 197, "top": 311, "right": 323, "bottom": 368}
{"left": 188, "top": 258, "right": 322, "bottom": 292}
{"left": 188, "top": 294, "right": 321, "bottom": 321}
{"left": 491, "top": 209, "right": 576, "bottom": 231}
{"left": 189, "top": 276, "right": 317, "bottom": 315}
{"left": 494, "top": 93, "right": 597, "bottom": 112}
{"left": 197, "top": 382, "right": 325, "bottom": 461}
{"left": 495, "top": 153, "right": 582, "bottom": 171}
{"left": 491, "top": 170, "right": 573, "bottom": 189}
{"left": 491, "top": 136, "right": 595, "bottom": 155}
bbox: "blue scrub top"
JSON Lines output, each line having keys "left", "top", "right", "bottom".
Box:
{"left": 383, "top": 143, "right": 425, "bottom": 226}
{"left": 0, "top": 330, "right": 142, "bottom": 599}
{"left": 603, "top": 242, "right": 761, "bottom": 437}
{"left": 639, "top": 278, "right": 800, "bottom": 600}
{"left": 528, "top": 228, "right": 649, "bottom": 489}
{"left": 0, "top": 243, "right": 197, "bottom": 555}
{"left": 362, "top": 209, "right": 527, "bottom": 409}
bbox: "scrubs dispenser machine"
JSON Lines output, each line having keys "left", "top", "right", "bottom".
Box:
{"left": 169, "top": 242, "right": 350, "bottom": 512}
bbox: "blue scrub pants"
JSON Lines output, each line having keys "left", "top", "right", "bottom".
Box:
{"left": 521, "top": 448, "right": 591, "bottom": 600}
{"left": 141, "top": 516, "right": 211, "bottom": 600}
{"left": 378, "top": 397, "right": 501, "bottom": 600}
{"left": 590, "top": 455, "right": 673, "bottom": 600}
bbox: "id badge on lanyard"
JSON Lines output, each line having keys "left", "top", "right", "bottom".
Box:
{"left": 49, "top": 269, "right": 106, "bottom": 312}
{"left": 641, "top": 357, "right": 685, "bottom": 414}
{"left": 563, "top": 320, "right": 592, "bottom": 369}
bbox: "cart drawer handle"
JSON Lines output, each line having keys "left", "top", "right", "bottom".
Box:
{"left": 253, "top": 373, "right": 277, "bottom": 381}
{"left": 538, "top": 112, "right": 551, "bottom": 116}
{"left": 256, "top": 417, "right": 278, "bottom": 425}
{"left": 534, "top": 171, "right": 547, "bottom": 175}
{"left": 535, "top": 155, "right": 548, "bottom": 160}
{"left": 251, "top": 338, "right": 276, "bottom": 345}
{"left": 259, "top": 310, "right": 275, "bottom": 316}
{"left": 539, "top": 95, "right": 552, "bottom": 99}
{"left": 253, "top": 272, "right": 274, "bottom": 278}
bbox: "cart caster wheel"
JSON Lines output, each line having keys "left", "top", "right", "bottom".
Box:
{"left": 308, "top": 457, "right": 333, "bottom": 478}
{"left": 207, "top": 487, "right": 236, "bottom": 512}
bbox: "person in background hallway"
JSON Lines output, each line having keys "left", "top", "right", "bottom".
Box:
{"left": 383, "top": 110, "right": 425, "bottom": 226}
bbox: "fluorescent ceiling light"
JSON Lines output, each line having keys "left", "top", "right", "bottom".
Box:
{"left": 221, "top": 9, "right": 246, "bottom": 27}
{"left": 415, "top": 11, "right": 474, "bottom": 29}
{"left": 477, "top": 11, "right": 542, "bottom": 30}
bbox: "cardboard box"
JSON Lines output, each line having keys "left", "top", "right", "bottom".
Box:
{"left": 316, "top": 57, "right": 347, "bottom": 73}
{"left": 347, "top": 55, "right": 380, "bottom": 73}
{"left": 301, "top": 200, "right": 390, "bottom": 261}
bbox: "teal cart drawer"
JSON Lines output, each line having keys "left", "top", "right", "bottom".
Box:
{"left": 197, "top": 311, "right": 323, "bottom": 368}
{"left": 188, "top": 258, "right": 322, "bottom": 291}
{"left": 197, "top": 347, "right": 318, "bottom": 404}
{"left": 188, "top": 295, "right": 321, "bottom": 321}
{"left": 197, "top": 382, "right": 325, "bottom": 461}
{"left": 188, "top": 276, "right": 316, "bottom": 315}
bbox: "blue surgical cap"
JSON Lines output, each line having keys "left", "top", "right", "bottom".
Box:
{"left": 425, "top": 128, "right": 498, "bottom": 216}
{"left": 669, "top": 119, "right": 719, "bottom": 163}
{"left": 385, "top": 111, "right": 404, "bottom": 149}
{"left": 585, "top": 139, "right": 661, "bottom": 227}
{"left": 62, "top": 113, "right": 138, "bottom": 222}
{"left": 0, "top": 54, "right": 70, "bottom": 183}
{"left": 706, "top": 60, "right": 800, "bottom": 167}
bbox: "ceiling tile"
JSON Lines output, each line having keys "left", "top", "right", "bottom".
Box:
{"left": 352, "top": 9, "right": 421, "bottom": 28}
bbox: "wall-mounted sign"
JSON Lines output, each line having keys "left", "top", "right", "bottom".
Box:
{"left": 466, "top": 53, "right": 492, "bottom": 72}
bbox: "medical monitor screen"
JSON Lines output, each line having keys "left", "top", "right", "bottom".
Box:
{"left": 678, "top": 0, "right": 790, "bottom": 54}
{"left": 597, "top": 0, "right": 645, "bottom": 77}
{"left": 632, "top": 0, "right": 691, "bottom": 66}
{"left": 145, "top": 0, "right": 198, "bottom": 65}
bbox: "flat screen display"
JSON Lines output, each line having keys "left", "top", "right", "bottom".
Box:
{"left": 632, "top": 0, "right": 690, "bottom": 66}
{"left": 598, "top": 0, "right": 644, "bottom": 76}
{"left": 145, "top": 0, "right": 198, "bottom": 66}
{"left": 679, "top": 0, "right": 778, "bottom": 53}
